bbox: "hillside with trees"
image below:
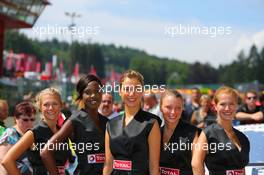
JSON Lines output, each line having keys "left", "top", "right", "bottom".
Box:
{"left": 4, "top": 31, "right": 264, "bottom": 85}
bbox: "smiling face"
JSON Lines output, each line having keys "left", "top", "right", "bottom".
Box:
{"left": 119, "top": 77, "right": 143, "bottom": 109}
{"left": 214, "top": 90, "right": 238, "bottom": 121}
{"left": 161, "top": 95, "right": 183, "bottom": 124}
{"left": 82, "top": 81, "right": 102, "bottom": 110}
{"left": 40, "top": 93, "right": 62, "bottom": 122}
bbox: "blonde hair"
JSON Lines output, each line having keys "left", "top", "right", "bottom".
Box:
{"left": 119, "top": 70, "right": 144, "bottom": 87}
{"left": 35, "top": 87, "right": 62, "bottom": 109}
{"left": 200, "top": 94, "right": 211, "bottom": 104}
{"left": 0, "top": 99, "right": 8, "bottom": 107}
{"left": 213, "top": 86, "right": 238, "bottom": 104}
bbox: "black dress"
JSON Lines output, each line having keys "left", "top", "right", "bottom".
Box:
{"left": 204, "top": 123, "right": 250, "bottom": 175}
{"left": 107, "top": 109, "right": 158, "bottom": 175}
{"left": 28, "top": 120, "right": 71, "bottom": 175}
{"left": 160, "top": 119, "right": 199, "bottom": 175}
{"left": 69, "top": 109, "right": 108, "bottom": 175}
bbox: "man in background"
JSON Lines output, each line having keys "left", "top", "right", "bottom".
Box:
{"left": 143, "top": 92, "right": 164, "bottom": 126}
{"left": 99, "top": 93, "right": 119, "bottom": 120}
{"left": 0, "top": 99, "right": 9, "bottom": 135}
{"left": 236, "top": 90, "right": 264, "bottom": 124}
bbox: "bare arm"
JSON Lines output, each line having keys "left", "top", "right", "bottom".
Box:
{"left": 148, "top": 120, "right": 161, "bottom": 175}
{"left": 192, "top": 131, "right": 199, "bottom": 156}
{"left": 192, "top": 131, "right": 207, "bottom": 175}
{"left": 1, "top": 131, "right": 34, "bottom": 175}
{"left": 191, "top": 112, "right": 197, "bottom": 125}
{"left": 0, "top": 145, "right": 12, "bottom": 162}
{"left": 40, "top": 119, "right": 74, "bottom": 175}
{"left": 236, "top": 111, "right": 263, "bottom": 122}
{"left": 103, "top": 129, "right": 113, "bottom": 175}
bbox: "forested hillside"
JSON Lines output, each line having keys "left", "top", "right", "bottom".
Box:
{"left": 4, "top": 31, "right": 264, "bottom": 85}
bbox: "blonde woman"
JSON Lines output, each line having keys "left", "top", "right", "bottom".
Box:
{"left": 41, "top": 75, "right": 108, "bottom": 175}
{"left": 2, "top": 88, "right": 71, "bottom": 175}
{"left": 191, "top": 95, "right": 216, "bottom": 128}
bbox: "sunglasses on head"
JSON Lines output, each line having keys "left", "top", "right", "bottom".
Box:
{"left": 247, "top": 96, "right": 257, "bottom": 100}
{"left": 21, "top": 118, "right": 35, "bottom": 122}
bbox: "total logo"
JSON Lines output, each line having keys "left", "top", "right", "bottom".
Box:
{"left": 160, "top": 167, "right": 180, "bottom": 175}
{"left": 226, "top": 170, "right": 244, "bottom": 175}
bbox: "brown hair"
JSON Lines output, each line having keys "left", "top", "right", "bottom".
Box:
{"left": 160, "top": 89, "right": 183, "bottom": 107}
{"left": 213, "top": 86, "right": 238, "bottom": 104}
{"left": 119, "top": 70, "right": 144, "bottom": 87}
{"left": 245, "top": 89, "right": 258, "bottom": 98}
{"left": 14, "top": 101, "right": 36, "bottom": 119}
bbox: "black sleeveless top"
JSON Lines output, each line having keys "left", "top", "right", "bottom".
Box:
{"left": 204, "top": 123, "right": 250, "bottom": 175}
{"left": 107, "top": 109, "right": 158, "bottom": 175}
{"left": 28, "top": 120, "right": 71, "bottom": 175}
{"left": 160, "top": 119, "right": 199, "bottom": 175}
{"left": 69, "top": 109, "right": 108, "bottom": 175}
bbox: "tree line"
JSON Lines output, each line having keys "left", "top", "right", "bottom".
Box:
{"left": 4, "top": 31, "right": 264, "bottom": 85}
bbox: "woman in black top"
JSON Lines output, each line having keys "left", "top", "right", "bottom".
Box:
{"left": 192, "top": 86, "right": 250, "bottom": 175}
{"left": 2, "top": 87, "right": 70, "bottom": 175}
{"left": 41, "top": 74, "right": 108, "bottom": 175}
{"left": 159, "top": 89, "right": 199, "bottom": 175}
{"left": 103, "top": 70, "right": 160, "bottom": 175}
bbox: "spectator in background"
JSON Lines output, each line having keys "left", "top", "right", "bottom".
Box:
{"left": 0, "top": 100, "right": 9, "bottom": 135}
{"left": 191, "top": 95, "right": 216, "bottom": 128}
{"left": 259, "top": 93, "right": 264, "bottom": 107}
{"left": 113, "top": 101, "right": 122, "bottom": 113}
{"left": 99, "top": 93, "right": 118, "bottom": 120}
{"left": 236, "top": 90, "right": 264, "bottom": 124}
{"left": 0, "top": 101, "right": 36, "bottom": 174}
{"left": 0, "top": 100, "right": 8, "bottom": 128}
{"left": 183, "top": 88, "right": 201, "bottom": 123}
{"left": 143, "top": 92, "right": 164, "bottom": 126}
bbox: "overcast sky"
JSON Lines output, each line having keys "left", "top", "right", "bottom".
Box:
{"left": 22, "top": 0, "right": 264, "bottom": 67}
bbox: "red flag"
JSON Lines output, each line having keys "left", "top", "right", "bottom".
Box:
{"left": 59, "top": 62, "right": 64, "bottom": 74}
{"left": 73, "top": 63, "right": 79, "bottom": 78}
{"left": 36, "top": 62, "right": 41, "bottom": 73}
{"left": 6, "top": 50, "right": 14, "bottom": 70}
{"left": 89, "top": 65, "right": 97, "bottom": 75}
{"left": 45, "top": 62, "right": 52, "bottom": 77}
{"left": 25, "top": 57, "right": 31, "bottom": 71}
